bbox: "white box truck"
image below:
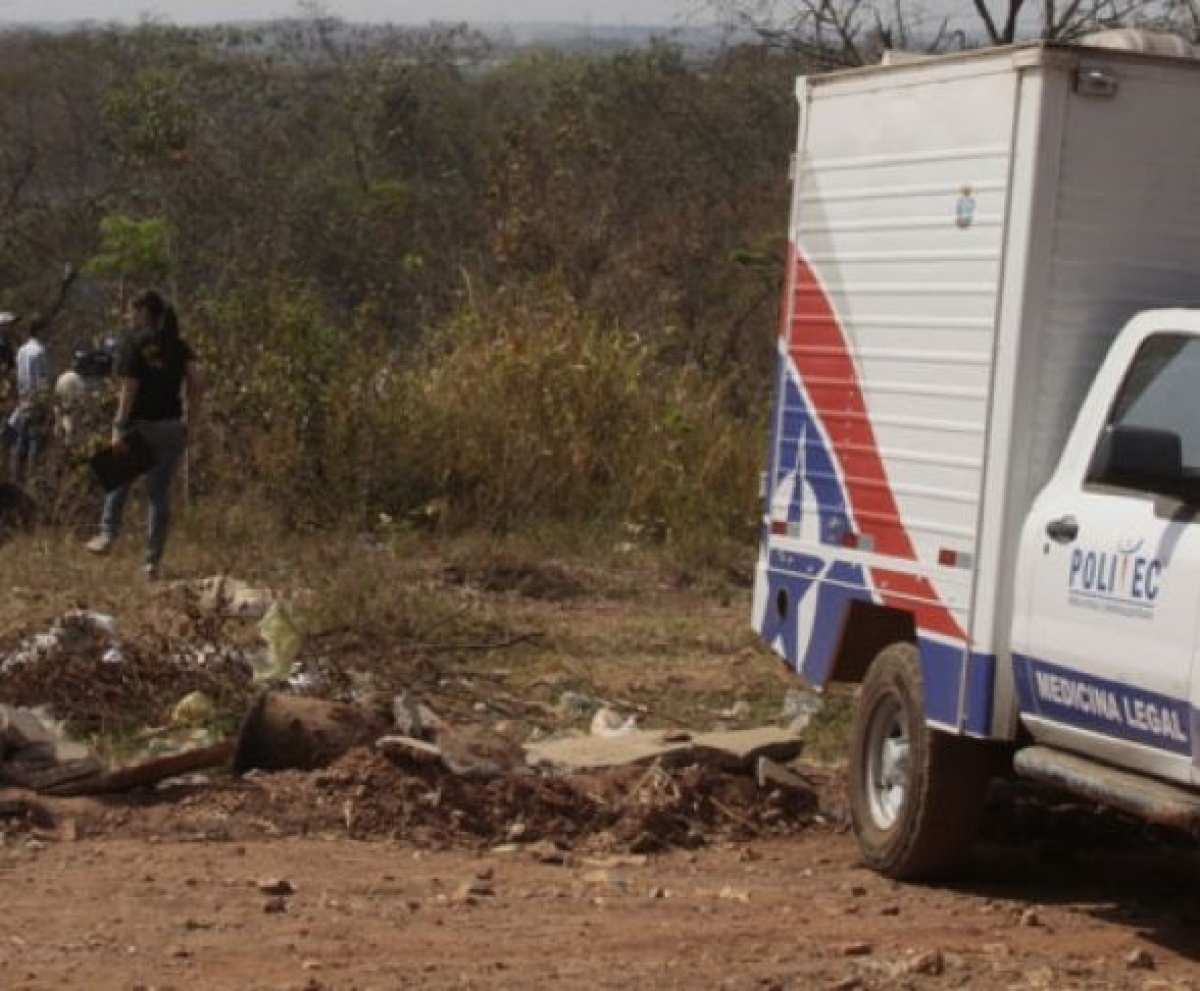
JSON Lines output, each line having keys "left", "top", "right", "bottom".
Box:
{"left": 752, "top": 37, "right": 1200, "bottom": 879}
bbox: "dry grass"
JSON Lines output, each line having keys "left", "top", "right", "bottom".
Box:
{"left": 0, "top": 505, "right": 800, "bottom": 748}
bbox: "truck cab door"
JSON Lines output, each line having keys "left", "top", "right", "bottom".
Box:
{"left": 1014, "top": 331, "right": 1200, "bottom": 786}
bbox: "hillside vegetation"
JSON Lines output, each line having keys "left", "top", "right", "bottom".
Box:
{"left": 0, "top": 22, "right": 799, "bottom": 564}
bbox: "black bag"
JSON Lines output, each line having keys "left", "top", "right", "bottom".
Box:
{"left": 89, "top": 430, "right": 156, "bottom": 492}
{"left": 73, "top": 347, "right": 114, "bottom": 379}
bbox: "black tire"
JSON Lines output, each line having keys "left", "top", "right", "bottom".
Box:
{"left": 849, "top": 641, "right": 994, "bottom": 881}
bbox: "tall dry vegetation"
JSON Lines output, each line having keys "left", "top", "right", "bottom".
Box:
{"left": 0, "top": 22, "right": 796, "bottom": 562}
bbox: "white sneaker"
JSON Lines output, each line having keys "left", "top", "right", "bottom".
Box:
{"left": 85, "top": 534, "right": 113, "bottom": 555}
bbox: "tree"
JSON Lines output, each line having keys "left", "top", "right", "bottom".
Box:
{"left": 85, "top": 214, "right": 174, "bottom": 287}
{"left": 1149, "top": 0, "right": 1200, "bottom": 39}
{"left": 703, "top": 0, "right": 1170, "bottom": 66}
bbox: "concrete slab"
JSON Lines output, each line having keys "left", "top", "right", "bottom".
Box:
{"left": 524, "top": 726, "right": 803, "bottom": 773}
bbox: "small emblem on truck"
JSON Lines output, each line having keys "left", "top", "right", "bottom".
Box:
{"left": 1067, "top": 542, "right": 1162, "bottom": 618}
{"left": 955, "top": 186, "right": 976, "bottom": 229}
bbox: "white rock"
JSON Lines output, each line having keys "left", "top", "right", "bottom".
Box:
{"left": 1125, "top": 948, "right": 1155, "bottom": 970}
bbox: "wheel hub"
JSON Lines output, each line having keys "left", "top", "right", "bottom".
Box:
{"left": 864, "top": 696, "right": 910, "bottom": 830}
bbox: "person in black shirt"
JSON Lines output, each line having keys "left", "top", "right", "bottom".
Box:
{"left": 85, "top": 289, "right": 203, "bottom": 578}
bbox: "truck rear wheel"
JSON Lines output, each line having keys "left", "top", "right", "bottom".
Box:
{"left": 849, "top": 641, "right": 992, "bottom": 881}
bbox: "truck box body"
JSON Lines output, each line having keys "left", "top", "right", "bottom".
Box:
{"left": 753, "top": 43, "right": 1200, "bottom": 740}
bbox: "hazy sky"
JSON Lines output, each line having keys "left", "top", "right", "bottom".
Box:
{"left": 0, "top": 0, "right": 698, "bottom": 26}
{"left": 0, "top": 1, "right": 1075, "bottom": 35}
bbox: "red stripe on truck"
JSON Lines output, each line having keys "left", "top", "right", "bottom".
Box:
{"left": 784, "top": 248, "right": 966, "bottom": 642}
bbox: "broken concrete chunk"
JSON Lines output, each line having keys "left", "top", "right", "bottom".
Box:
{"left": 755, "top": 756, "right": 810, "bottom": 791}
{"left": 437, "top": 724, "right": 526, "bottom": 779}
{"left": 525, "top": 726, "right": 804, "bottom": 773}
{"left": 0, "top": 704, "right": 56, "bottom": 756}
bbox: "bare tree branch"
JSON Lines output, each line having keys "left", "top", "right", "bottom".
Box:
{"left": 1002, "top": 0, "right": 1030, "bottom": 40}
{"left": 1045, "top": 0, "right": 1164, "bottom": 40}
{"left": 703, "top": 0, "right": 1183, "bottom": 64}
{"left": 973, "top": 0, "right": 1004, "bottom": 42}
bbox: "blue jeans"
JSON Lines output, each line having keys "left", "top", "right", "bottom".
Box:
{"left": 8, "top": 409, "right": 46, "bottom": 484}
{"left": 100, "top": 419, "right": 188, "bottom": 566}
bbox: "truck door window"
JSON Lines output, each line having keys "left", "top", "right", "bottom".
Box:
{"left": 1096, "top": 332, "right": 1200, "bottom": 495}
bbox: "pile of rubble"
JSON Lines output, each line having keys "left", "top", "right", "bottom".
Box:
{"left": 0, "top": 609, "right": 255, "bottom": 738}
{"left": 0, "top": 675, "right": 825, "bottom": 852}
{"left": 0, "top": 576, "right": 336, "bottom": 740}
{"left": 0, "top": 575, "right": 827, "bottom": 851}
{"left": 225, "top": 744, "right": 824, "bottom": 852}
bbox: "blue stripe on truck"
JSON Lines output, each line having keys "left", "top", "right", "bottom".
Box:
{"left": 917, "top": 636, "right": 961, "bottom": 727}
{"left": 762, "top": 551, "right": 999, "bottom": 737}
{"left": 1014, "top": 654, "right": 1191, "bottom": 756}
{"left": 964, "top": 651, "right": 996, "bottom": 736}
{"left": 913, "top": 641, "right": 994, "bottom": 735}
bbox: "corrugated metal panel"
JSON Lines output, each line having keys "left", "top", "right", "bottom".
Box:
{"left": 783, "top": 70, "right": 1014, "bottom": 606}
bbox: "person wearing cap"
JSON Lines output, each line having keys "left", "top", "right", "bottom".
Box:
{"left": 8, "top": 315, "right": 51, "bottom": 483}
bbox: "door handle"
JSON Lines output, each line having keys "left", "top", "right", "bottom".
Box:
{"left": 1045, "top": 516, "right": 1079, "bottom": 543}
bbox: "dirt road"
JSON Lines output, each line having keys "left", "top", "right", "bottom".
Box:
{"left": 2, "top": 545, "right": 1199, "bottom": 989}
{"left": 2, "top": 819, "right": 1199, "bottom": 991}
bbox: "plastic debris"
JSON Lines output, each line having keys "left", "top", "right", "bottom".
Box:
{"left": 393, "top": 691, "right": 427, "bottom": 739}
{"left": 172, "top": 691, "right": 216, "bottom": 727}
{"left": 557, "top": 690, "right": 596, "bottom": 719}
{"left": 590, "top": 705, "right": 638, "bottom": 738}
{"left": 254, "top": 602, "right": 304, "bottom": 684}
{"left": 187, "top": 575, "right": 278, "bottom": 620}
{"left": 1, "top": 610, "right": 122, "bottom": 675}
{"left": 780, "top": 687, "right": 823, "bottom": 733}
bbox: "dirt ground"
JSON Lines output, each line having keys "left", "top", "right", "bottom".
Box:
{"left": 2, "top": 823, "right": 1200, "bottom": 991}
{"left": 2, "top": 539, "right": 1200, "bottom": 989}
